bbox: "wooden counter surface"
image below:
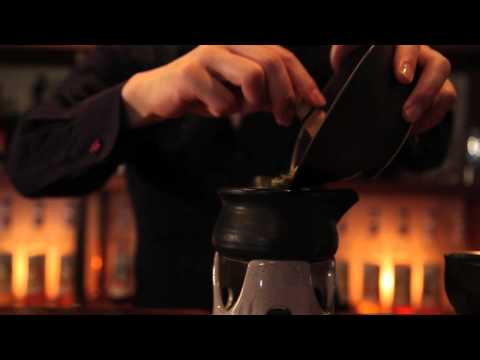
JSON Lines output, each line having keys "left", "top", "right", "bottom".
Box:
{"left": 0, "top": 306, "right": 210, "bottom": 315}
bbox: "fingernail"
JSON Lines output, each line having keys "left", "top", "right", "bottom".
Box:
{"left": 311, "top": 89, "right": 327, "bottom": 107}
{"left": 400, "top": 62, "right": 413, "bottom": 83}
{"left": 403, "top": 103, "right": 423, "bottom": 123}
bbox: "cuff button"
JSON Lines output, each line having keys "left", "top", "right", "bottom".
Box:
{"left": 89, "top": 138, "right": 103, "bottom": 154}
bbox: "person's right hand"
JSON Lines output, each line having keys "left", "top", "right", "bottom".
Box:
{"left": 121, "top": 45, "right": 326, "bottom": 128}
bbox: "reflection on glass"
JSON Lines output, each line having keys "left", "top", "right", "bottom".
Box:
{"left": 290, "top": 109, "right": 327, "bottom": 174}
{"left": 311, "top": 259, "right": 336, "bottom": 314}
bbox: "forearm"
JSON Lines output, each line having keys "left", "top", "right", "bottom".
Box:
{"left": 6, "top": 46, "right": 157, "bottom": 197}
{"left": 8, "top": 83, "right": 129, "bottom": 197}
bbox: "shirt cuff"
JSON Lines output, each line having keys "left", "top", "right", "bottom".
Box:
{"left": 66, "top": 82, "right": 129, "bottom": 177}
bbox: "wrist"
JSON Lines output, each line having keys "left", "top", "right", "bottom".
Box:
{"left": 121, "top": 72, "right": 156, "bottom": 128}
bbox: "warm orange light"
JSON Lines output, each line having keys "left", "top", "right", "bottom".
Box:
{"left": 46, "top": 245, "right": 59, "bottom": 302}
{"left": 379, "top": 262, "right": 394, "bottom": 311}
{"left": 12, "top": 250, "right": 27, "bottom": 302}
{"left": 91, "top": 256, "right": 103, "bottom": 271}
{"left": 332, "top": 190, "right": 464, "bottom": 314}
{"left": 4, "top": 197, "right": 77, "bottom": 306}
{"left": 356, "top": 301, "right": 381, "bottom": 315}
{"left": 394, "top": 306, "right": 414, "bottom": 315}
{"left": 465, "top": 251, "right": 480, "bottom": 256}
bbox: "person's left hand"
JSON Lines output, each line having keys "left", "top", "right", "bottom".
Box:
{"left": 330, "top": 45, "right": 457, "bottom": 135}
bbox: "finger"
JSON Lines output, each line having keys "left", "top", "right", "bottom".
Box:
{"left": 200, "top": 46, "right": 269, "bottom": 111}
{"left": 226, "top": 45, "right": 298, "bottom": 126}
{"left": 394, "top": 45, "right": 420, "bottom": 84}
{"left": 304, "top": 110, "right": 327, "bottom": 138}
{"left": 267, "top": 45, "right": 326, "bottom": 107}
{"left": 330, "top": 45, "right": 364, "bottom": 73}
{"left": 182, "top": 65, "right": 238, "bottom": 117}
{"left": 184, "top": 101, "right": 216, "bottom": 118}
{"left": 403, "top": 46, "right": 452, "bottom": 124}
{"left": 411, "top": 79, "right": 457, "bottom": 135}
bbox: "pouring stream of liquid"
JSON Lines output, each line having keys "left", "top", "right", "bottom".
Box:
{"left": 289, "top": 107, "right": 328, "bottom": 175}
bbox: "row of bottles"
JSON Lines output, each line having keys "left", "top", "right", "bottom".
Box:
{"left": 0, "top": 192, "right": 78, "bottom": 308}
{"left": 0, "top": 58, "right": 73, "bottom": 170}
{"left": 338, "top": 193, "right": 465, "bottom": 252}
{"left": 335, "top": 191, "right": 465, "bottom": 314}
{"left": 339, "top": 206, "right": 456, "bottom": 244}
{"left": 0, "top": 183, "right": 138, "bottom": 308}
{"left": 104, "top": 191, "right": 137, "bottom": 301}
{"left": 0, "top": 60, "right": 79, "bottom": 308}
{"left": 82, "top": 184, "right": 138, "bottom": 305}
{"left": 336, "top": 261, "right": 443, "bottom": 314}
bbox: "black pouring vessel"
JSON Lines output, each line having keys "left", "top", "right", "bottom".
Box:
{"left": 212, "top": 45, "right": 414, "bottom": 265}
{"left": 212, "top": 187, "right": 359, "bottom": 262}
{"left": 445, "top": 252, "right": 480, "bottom": 314}
{"left": 210, "top": 45, "right": 418, "bottom": 314}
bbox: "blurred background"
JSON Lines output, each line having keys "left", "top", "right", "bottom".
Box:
{"left": 0, "top": 45, "right": 478, "bottom": 315}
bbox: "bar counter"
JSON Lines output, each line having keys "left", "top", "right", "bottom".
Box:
{"left": 0, "top": 306, "right": 210, "bottom": 315}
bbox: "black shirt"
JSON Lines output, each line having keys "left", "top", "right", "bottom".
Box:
{"left": 6, "top": 45, "right": 451, "bottom": 309}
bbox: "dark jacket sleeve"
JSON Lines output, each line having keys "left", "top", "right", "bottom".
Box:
{"left": 7, "top": 46, "right": 177, "bottom": 198}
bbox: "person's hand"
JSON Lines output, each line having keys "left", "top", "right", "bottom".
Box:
{"left": 330, "top": 45, "right": 457, "bottom": 135}
{"left": 122, "top": 45, "right": 326, "bottom": 128}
